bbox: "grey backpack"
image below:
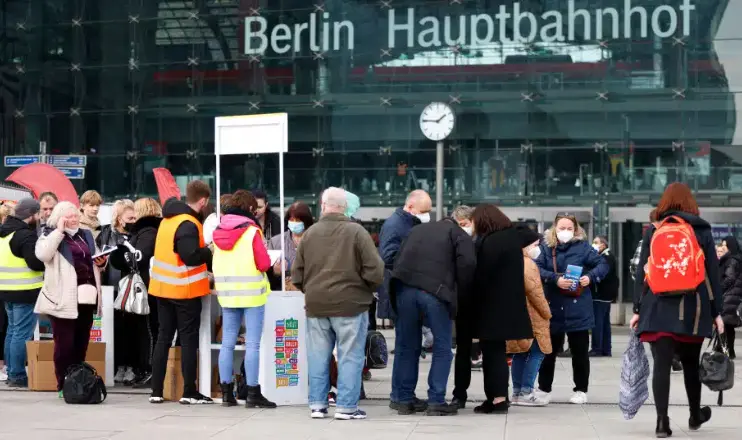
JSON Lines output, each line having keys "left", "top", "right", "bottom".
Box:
{"left": 619, "top": 329, "right": 650, "bottom": 420}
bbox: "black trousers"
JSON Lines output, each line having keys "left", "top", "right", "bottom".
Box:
{"left": 452, "top": 320, "right": 481, "bottom": 401}
{"left": 650, "top": 337, "right": 702, "bottom": 418}
{"left": 539, "top": 330, "right": 590, "bottom": 393}
{"left": 151, "top": 297, "right": 202, "bottom": 397}
{"left": 480, "top": 339, "right": 509, "bottom": 401}
{"left": 725, "top": 325, "right": 736, "bottom": 357}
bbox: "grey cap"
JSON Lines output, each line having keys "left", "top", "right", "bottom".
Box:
{"left": 14, "top": 198, "right": 40, "bottom": 220}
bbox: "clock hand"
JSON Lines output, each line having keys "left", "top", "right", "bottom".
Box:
{"left": 422, "top": 119, "right": 439, "bottom": 123}
{"left": 436, "top": 115, "right": 445, "bottom": 123}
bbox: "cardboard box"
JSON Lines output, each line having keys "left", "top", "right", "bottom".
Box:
{"left": 163, "top": 347, "right": 198, "bottom": 401}
{"left": 26, "top": 341, "right": 106, "bottom": 391}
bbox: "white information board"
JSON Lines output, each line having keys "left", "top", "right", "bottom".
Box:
{"left": 258, "top": 291, "right": 308, "bottom": 406}
{"left": 201, "top": 113, "right": 290, "bottom": 398}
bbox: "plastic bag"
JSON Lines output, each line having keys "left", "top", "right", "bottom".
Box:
{"left": 619, "top": 329, "right": 650, "bottom": 420}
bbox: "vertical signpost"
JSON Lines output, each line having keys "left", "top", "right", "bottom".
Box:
{"left": 203, "top": 113, "right": 307, "bottom": 405}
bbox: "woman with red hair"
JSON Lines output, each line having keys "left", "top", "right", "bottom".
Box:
{"left": 631, "top": 183, "right": 724, "bottom": 437}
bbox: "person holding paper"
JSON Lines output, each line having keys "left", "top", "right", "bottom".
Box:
{"left": 266, "top": 201, "right": 314, "bottom": 291}
{"left": 212, "top": 190, "right": 275, "bottom": 409}
{"left": 34, "top": 201, "right": 108, "bottom": 397}
{"left": 533, "top": 213, "right": 608, "bottom": 406}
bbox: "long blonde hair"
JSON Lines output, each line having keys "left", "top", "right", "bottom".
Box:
{"left": 134, "top": 198, "right": 162, "bottom": 219}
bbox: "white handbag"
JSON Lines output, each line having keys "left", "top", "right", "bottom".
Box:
{"left": 77, "top": 284, "right": 98, "bottom": 305}
{"left": 115, "top": 272, "right": 150, "bottom": 315}
{"left": 114, "top": 242, "right": 149, "bottom": 315}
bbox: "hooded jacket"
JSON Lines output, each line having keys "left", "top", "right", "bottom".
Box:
{"left": 212, "top": 214, "right": 271, "bottom": 273}
{"left": 109, "top": 216, "right": 162, "bottom": 287}
{"left": 0, "top": 216, "right": 45, "bottom": 303}
{"left": 719, "top": 235, "right": 742, "bottom": 327}
{"left": 534, "top": 224, "right": 609, "bottom": 333}
{"left": 633, "top": 211, "right": 723, "bottom": 339}
{"left": 162, "top": 198, "right": 212, "bottom": 271}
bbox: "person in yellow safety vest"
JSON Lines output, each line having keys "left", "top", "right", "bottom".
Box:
{"left": 0, "top": 198, "right": 45, "bottom": 388}
{"left": 148, "top": 180, "right": 213, "bottom": 405}
{"left": 212, "top": 190, "right": 276, "bottom": 408}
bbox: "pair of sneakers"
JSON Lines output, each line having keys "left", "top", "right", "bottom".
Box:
{"left": 149, "top": 392, "right": 214, "bottom": 405}
{"left": 311, "top": 408, "right": 367, "bottom": 420}
{"left": 513, "top": 390, "right": 587, "bottom": 406}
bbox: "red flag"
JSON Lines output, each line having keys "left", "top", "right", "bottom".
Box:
{"left": 153, "top": 168, "right": 181, "bottom": 205}
{"left": 6, "top": 163, "right": 80, "bottom": 207}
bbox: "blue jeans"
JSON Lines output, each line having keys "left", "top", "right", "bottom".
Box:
{"left": 392, "top": 284, "right": 453, "bottom": 405}
{"left": 511, "top": 340, "right": 545, "bottom": 395}
{"left": 4, "top": 302, "right": 37, "bottom": 382}
{"left": 591, "top": 301, "right": 612, "bottom": 355}
{"left": 218, "top": 306, "right": 265, "bottom": 385}
{"left": 307, "top": 313, "right": 368, "bottom": 413}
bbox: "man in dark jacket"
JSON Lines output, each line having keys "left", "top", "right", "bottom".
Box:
{"left": 378, "top": 190, "right": 431, "bottom": 407}
{"left": 590, "top": 236, "right": 618, "bottom": 357}
{"left": 389, "top": 217, "right": 476, "bottom": 416}
{"left": 149, "top": 181, "right": 213, "bottom": 405}
{"left": 719, "top": 235, "right": 742, "bottom": 359}
{"left": 0, "top": 198, "right": 45, "bottom": 387}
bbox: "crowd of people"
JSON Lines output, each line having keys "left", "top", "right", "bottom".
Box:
{"left": 0, "top": 181, "right": 737, "bottom": 437}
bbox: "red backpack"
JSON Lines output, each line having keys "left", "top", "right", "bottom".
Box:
{"left": 645, "top": 216, "right": 706, "bottom": 295}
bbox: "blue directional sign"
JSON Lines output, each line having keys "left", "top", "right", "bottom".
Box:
{"left": 58, "top": 167, "right": 85, "bottom": 180}
{"left": 4, "top": 155, "right": 41, "bottom": 167}
{"left": 47, "top": 155, "right": 87, "bottom": 167}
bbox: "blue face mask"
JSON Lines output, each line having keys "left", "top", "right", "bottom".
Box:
{"left": 287, "top": 221, "right": 305, "bottom": 234}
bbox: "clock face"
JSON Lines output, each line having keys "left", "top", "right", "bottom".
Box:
{"left": 419, "top": 102, "right": 455, "bottom": 141}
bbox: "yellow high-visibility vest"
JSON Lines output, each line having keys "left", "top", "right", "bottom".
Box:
{"left": 212, "top": 225, "right": 270, "bottom": 308}
{"left": 0, "top": 232, "right": 43, "bottom": 291}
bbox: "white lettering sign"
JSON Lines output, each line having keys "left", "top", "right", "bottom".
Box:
{"left": 244, "top": 0, "right": 695, "bottom": 55}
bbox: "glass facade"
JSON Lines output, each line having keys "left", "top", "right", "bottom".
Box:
{"left": 1, "top": 0, "right": 741, "bottom": 219}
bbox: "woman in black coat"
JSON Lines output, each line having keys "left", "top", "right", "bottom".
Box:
{"left": 110, "top": 198, "right": 163, "bottom": 387}
{"left": 470, "top": 204, "right": 532, "bottom": 415}
{"left": 631, "top": 183, "right": 723, "bottom": 437}
{"left": 719, "top": 235, "right": 742, "bottom": 358}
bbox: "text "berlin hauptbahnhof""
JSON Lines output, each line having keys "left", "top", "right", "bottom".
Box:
{"left": 243, "top": 0, "right": 697, "bottom": 55}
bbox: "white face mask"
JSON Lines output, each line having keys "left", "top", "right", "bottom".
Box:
{"left": 65, "top": 228, "right": 79, "bottom": 236}
{"left": 527, "top": 246, "right": 541, "bottom": 260}
{"left": 592, "top": 244, "right": 601, "bottom": 253}
{"left": 462, "top": 226, "right": 473, "bottom": 236}
{"left": 416, "top": 212, "right": 431, "bottom": 224}
{"left": 557, "top": 230, "right": 574, "bottom": 244}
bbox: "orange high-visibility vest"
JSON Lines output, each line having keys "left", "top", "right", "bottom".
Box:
{"left": 149, "top": 214, "right": 210, "bottom": 300}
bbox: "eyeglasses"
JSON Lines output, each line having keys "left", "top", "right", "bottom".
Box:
{"left": 555, "top": 212, "right": 577, "bottom": 220}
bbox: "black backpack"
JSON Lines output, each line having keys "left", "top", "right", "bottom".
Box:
{"left": 63, "top": 363, "right": 107, "bottom": 404}
{"left": 365, "top": 330, "right": 388, "bottom": 369}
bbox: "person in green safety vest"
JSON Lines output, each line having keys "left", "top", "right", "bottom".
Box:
{"left": 0, "top": 198, "right": 45, "bottom": 388}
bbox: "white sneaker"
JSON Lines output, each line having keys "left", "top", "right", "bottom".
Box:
{"left": 0, "top": 366, "right": 8, "bottom": 381}
{"left": 534, "top": 389, "right": 552, "bottom": 404}
{"left": 518, "top": 392, "right": 549, "bottom": 407}
{"left": 569, "top": 391, "right": 588, "bottom": 405}
{"left": 510, "top": 394, "right": 521, "bottom": 406}
{"left": 123, "top": 367, "right": 136, "bottom": 384}
{"left": 114, "top": 366, "right": 126, "bottom": 383}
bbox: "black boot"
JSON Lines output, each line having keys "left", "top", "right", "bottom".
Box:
{"left": 246, "top": 385, "right": 277, "bottom": 409}
{"left": 220, "top": 382, "right": 237, "bottom": 407}
{"left": 655, "top": 416, "right": 672, "bottom": 438}
{"left": 689, "top": 406, "right": 711, "bottom": 431}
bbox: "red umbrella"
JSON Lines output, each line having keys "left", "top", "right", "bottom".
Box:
{"left": 153, "top": 168, "right": 181, "bottom": 205}
{"left": 6, "top": 163, "right": 80, "bottom": 207}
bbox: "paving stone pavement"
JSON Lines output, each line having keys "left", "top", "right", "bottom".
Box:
{"left": 2, "top": 328, "right": 741, "bottom": 439}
